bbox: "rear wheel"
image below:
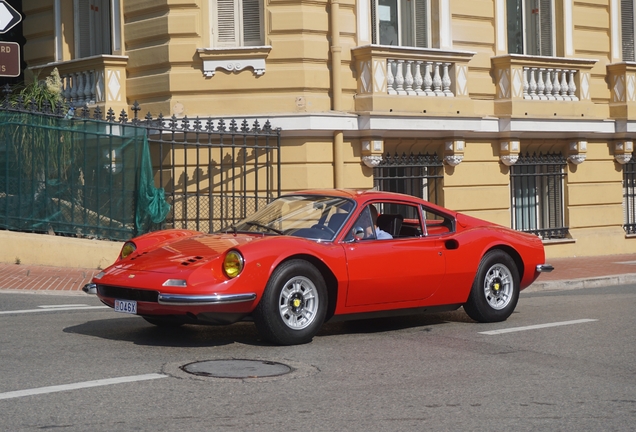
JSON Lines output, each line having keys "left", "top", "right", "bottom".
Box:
{"left": 254, "top": 260, "right": 327, "bottom": 345}
{"left": 463, "top": 250, "right": 520, "bottom": 322}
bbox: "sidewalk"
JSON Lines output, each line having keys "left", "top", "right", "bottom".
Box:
{"left": 1, "top": 254, "right": 636, "bottom": 295}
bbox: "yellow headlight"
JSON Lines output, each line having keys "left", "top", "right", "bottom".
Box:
{"left": 223, "top": 251, "right": 244, "bottom": 278}
{"left": 120, "top": 242, "right": 136, "bottom": 259}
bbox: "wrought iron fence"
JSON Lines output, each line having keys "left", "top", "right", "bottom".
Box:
{"left": 623, "top": 154, "right": 636, "bottom": 234}
{"left": 0, "top": 99, "right": 281, "bottom": 240}
{"left": 510, "top": 152, "right": 568, "bottom": 239}
{"left": 373, "top": 152, "right": 444, "bottom": 205}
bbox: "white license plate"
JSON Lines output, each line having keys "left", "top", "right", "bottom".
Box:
{"left": 114, "top": 299, "right": 137, "bottom": 315}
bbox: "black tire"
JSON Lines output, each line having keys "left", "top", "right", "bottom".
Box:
{"left": 463, "top": 250, "right": 520, "bottom": 323}
{"left": 142, "top": 316, "right": 184, "bottom": 328}
{"left": 253, "top": 259, "right": 327, "bottom": 345}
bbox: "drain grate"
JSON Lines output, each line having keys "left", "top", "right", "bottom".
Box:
{"left": 181, "top": 359, "right": 292, "bottom": 379}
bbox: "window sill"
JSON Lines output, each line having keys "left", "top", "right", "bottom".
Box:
{"left": 542, "top": 238, "right": 576, "bottom": 245}
{"left": 197, "top": 46, "right": 272, "bottom": 77}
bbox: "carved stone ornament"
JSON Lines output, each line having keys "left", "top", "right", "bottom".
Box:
{"left": 203, "top": 59, "right": 266, "bottom": 77}
{"left": 444, "top": 154, "right": 464, "bottom": 166}
{"left": 567, "top": 153, "right": 587, "bottom": 165}
{"left": 615, "top": 153, "right": 633, "bottom": 164}
{"left": 500, "top": 154, "right": 519, "bottom": 166}
{"left": 362, "top": 155, "right": 383, "bottom": 168}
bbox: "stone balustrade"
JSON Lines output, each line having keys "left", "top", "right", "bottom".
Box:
{"left": 523, "top": 67, "right": 578, "bottom": 101}
{"left": 387, "top": 60, "right": 454, "bottom": 97}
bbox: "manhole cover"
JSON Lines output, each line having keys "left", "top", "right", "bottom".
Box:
{"left": 181, "top": 359, "right": 292, "bottom": 379}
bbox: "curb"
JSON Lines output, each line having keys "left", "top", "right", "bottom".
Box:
{"left": 525, "top": 273, "right": 636, "bottom": 292}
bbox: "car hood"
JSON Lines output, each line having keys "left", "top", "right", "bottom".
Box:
{"left": 116, "top": 234, "right": 259, "bottom": 274}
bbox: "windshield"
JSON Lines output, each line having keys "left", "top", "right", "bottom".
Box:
{"left": 232, "top": 195, "right": 355, "bottom": 241}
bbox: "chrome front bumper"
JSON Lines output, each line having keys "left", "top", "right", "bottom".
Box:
{"left": 157, "top": 293, "right": 257, "bottom": 306}
{"left": 536, "top": 264, "right": 555, "bottom": 273}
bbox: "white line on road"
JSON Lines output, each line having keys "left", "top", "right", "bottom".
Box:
{"left": 479, "top": 319, "right": 598, "bottom": 335}
{"left": 0, "top": 305, "right": 109, "bottom": 315}
{"left": 0, "top": 374, "right": 168, "bottom": 400}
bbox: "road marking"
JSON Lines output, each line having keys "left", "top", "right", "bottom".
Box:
{"left": 38, "top": 304, "right": 91, "bottom": 308}
{"left": 0, "top": 374, "right": 168, "bottom": 400}
{"left": 0, "top": 305, "right": 109, "bottom": 315}
{"left": 479, "top": 319, "right": 598, "bottom": 335}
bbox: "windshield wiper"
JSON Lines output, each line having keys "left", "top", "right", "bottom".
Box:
{"left": 244, "top": 221, "right": 284, "bottom": 235}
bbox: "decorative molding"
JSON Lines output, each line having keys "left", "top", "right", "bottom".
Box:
{"left": 197, "top": 46, "right": 272, "bottom": 78}
{"left": 444, "top": 155, "right": 464, "bottom": 166}
{"left": 362, "top": 155, "right": 383, "bottom": 168}
{"left": 615, "top": 153, "right": 632, "bottom": 164}
{"left": 500, "top": 154, "right": 519, "bottom": 166}
{"left": 567, "top": 154, "right": 587, "bottom": 165}
{"left": 203, "top": 58, "right": 266, "bottom": 77}
{"left": 614, "top": 140, "right": 634, "bottom": 164}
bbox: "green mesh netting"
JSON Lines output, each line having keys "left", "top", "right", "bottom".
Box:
{"left": 0, "top": 111, "right": 170, "bottom": 241}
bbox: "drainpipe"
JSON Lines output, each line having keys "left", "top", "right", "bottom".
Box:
{"left": 330, "top": 0, "right": 344, "bottom": 188}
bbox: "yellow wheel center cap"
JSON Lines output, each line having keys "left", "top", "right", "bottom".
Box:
{"left": 293, "top": 299, "right": 302, "bottom": 308}
{"left": 493, "top": 283, "right": 500, "bottom": 291}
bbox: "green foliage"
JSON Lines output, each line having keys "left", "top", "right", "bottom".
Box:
{"left": 3, "top": 68, "right": 76, "bottom": 181}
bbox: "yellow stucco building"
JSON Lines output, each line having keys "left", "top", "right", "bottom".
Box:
{"left": 5, "top": 0, "right": 636, "bottom": 267}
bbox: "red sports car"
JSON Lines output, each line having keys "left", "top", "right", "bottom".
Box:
{"left": 84, "top": 189, "right": 553, "bottom": 345}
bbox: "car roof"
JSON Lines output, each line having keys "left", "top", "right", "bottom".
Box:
{"left": 289, "top": 189, "right": 411, "bottom": 200}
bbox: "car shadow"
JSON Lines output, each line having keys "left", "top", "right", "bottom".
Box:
{"left": 64, "top": 310, "right": 476, "bottom": 347}
{"left": 318, "top": 309, "right": 474, "bottom": 337}
{"left": 63, "top": 316, "right": 265, "bottom": 347}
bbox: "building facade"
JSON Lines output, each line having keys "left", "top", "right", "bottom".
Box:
{"left": 19, "top": 0, "right": 636, "bottom": 259}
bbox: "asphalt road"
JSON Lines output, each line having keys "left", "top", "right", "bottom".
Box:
{"left": 0, "top": 284, "right": 634, "bottom": 432}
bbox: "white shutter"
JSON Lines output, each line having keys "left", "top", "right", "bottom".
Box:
{"left": 75, "top": 0, "right": 91, "bottom": 58}
{"left": 622, "top": 0, "right": 635, "bottom": 61}
{"left": 414, "top": 0, "right": 428, "bottom": 48}
{"left": 538, "top": 0, "right": 553, "bottom": 56}
{"left": 217, "top": 0, "right": 238, "bottom": 46}
{"left": 242, "top": 0, "right": 262, "bottom": 45}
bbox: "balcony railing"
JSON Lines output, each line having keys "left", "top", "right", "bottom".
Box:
{"left": 492, "top": 54, "right": 597, "bottom": 117}
{"left": 29, "top": 55, "right": 128, "bottom": 114}
{"left": 352, "top": 45, "right": 475, "bottom": 114}
{"left": 522, "top": 67, "right": 578, "bottom": 101}
{"left": 387, "top": 60, "right": 454, "bottom": 96}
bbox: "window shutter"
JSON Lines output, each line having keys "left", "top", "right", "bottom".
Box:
{"left": 414, "top": 0, "right": 428, "bottom": 48}
{"left": 538, "top": 0, "right": 553, "bottom": 56}
{"left": 242, "top": 0, "right": 262, "bottom": 45}
{"left": 622, "top": 0, "right": 635, "bottom": 61}
{"left": 217, "top": 0, "right": 237, "bottom": 45}
{"left": 371, "top": 0, "right": 378, "bottom": 44}
{"left": 76, "top": 0, "right": 91, "bottom": 58}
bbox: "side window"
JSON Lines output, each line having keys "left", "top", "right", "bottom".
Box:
{"left": 347, "top": 202, "right": 423, "bottom": 241}
{"left": 421, "top": 205, "right": 454, "bottom": 236}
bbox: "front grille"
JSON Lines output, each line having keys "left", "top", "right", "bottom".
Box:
{"left": 97, "top": 285, "right": 159, "bottom": 303}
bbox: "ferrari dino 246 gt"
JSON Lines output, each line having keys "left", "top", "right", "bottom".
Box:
{"left": 84, "top": 189, "right": 553, "bottom": 345}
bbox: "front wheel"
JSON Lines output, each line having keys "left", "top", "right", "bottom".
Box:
{"left": 253, "top": 260, "right": 327, "bottom": 345}
{"left": 463, "top": 250, "right": 520, "bottom": 323}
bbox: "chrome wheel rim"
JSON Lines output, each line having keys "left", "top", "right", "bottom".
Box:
{"left": 278, "top": 276, "right": 319, "bottom": 330}
{"left": 483, "top": 263, "right": 513, "bottom": 310}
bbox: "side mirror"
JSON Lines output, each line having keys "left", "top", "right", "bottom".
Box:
{"left": 353, "top": 226, "right": 365, "bottom": 240}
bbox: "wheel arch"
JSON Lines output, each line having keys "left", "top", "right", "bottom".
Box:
{"left": 275, "top": 253, "right": 339, "bottom": 321}
{"left": 484, "top": 244, "right": 524, "bottom": 279}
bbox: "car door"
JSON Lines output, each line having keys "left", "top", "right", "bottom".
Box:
{"left": 343, "top": 201, "right": 447, "bottom": 307}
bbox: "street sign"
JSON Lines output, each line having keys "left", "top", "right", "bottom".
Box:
{"left": 0, "top": 0, "right": 21, "bottom": 34}
{"left": 0, "top": 41, "right": 19, "bottom": 76}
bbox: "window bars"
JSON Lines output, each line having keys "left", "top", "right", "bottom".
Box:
{"left": 373, "top": 152, "right": 443, "bottom": 206}
{"left": 623, "top": 154, "right": 636, "bottom": 234}
{"left": 510, "top": 152, "right": 568, "bottom": 239}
